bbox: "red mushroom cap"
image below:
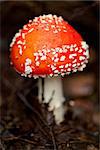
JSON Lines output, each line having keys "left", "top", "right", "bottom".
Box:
{"left": 10, "top": 14, "right": 89, "bottom": 78}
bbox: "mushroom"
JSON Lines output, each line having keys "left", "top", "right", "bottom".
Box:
{"left": 10, "top": 14, "right": 89, "bottom": 124}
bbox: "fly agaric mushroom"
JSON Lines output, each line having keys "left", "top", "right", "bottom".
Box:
{"left": 10, "top": 14, "right": 89, "bottom": 124}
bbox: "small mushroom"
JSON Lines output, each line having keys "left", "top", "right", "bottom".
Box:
{"left": 10, "top": 14, "right": 89, "bottom": 124}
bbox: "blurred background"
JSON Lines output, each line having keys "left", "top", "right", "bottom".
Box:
{"left": 0, "top": 1, "right": 99, "bottom": 150}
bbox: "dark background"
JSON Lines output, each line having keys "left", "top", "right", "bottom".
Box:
{"left": 0, "top": 1, "right": 99, "bottom": 150}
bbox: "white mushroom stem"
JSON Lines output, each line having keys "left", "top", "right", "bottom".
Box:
{"left": 38, "top": 76, "right": 66, "bottom": 124}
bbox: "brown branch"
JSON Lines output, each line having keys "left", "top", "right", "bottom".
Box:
{"left": 50, "top": 126, "right": 57, "bottom": 150}
{"left": 17, "top": 92, "right": 52, "bottom": 137}
{"left": 69, "top": 2, "right": 97, "bottom": 20}
{"left": 0, "top": 135, "right": 38, "bottom": 145}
